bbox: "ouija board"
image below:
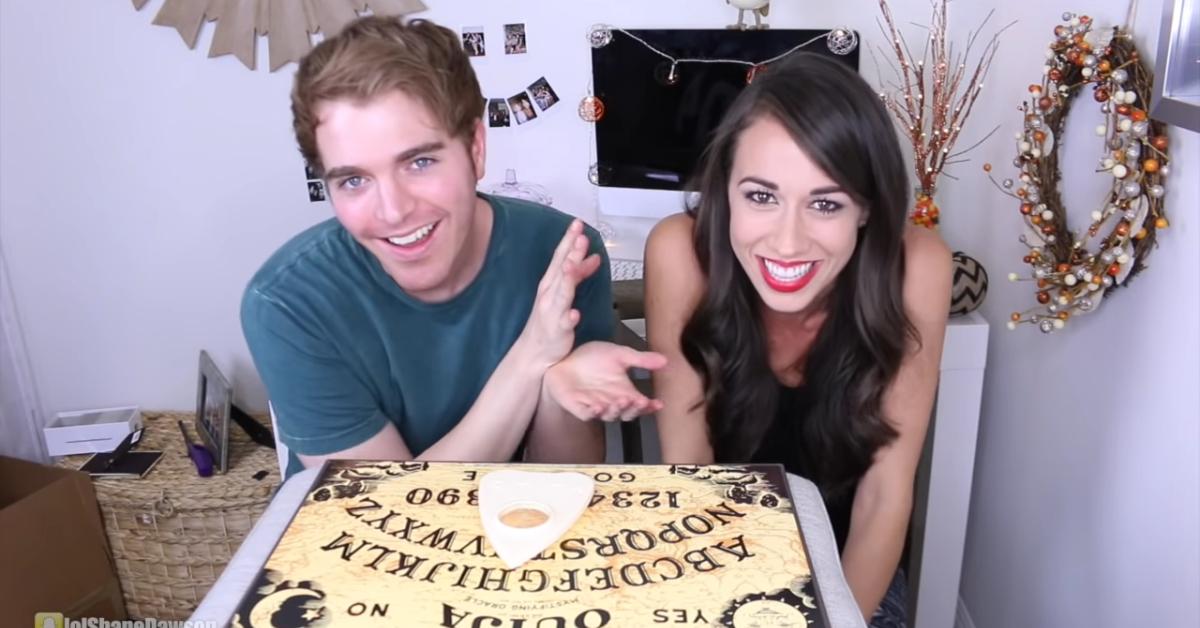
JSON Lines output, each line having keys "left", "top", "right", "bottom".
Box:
{"left": 230, "top": 461, "right": 828, "bottom": 628}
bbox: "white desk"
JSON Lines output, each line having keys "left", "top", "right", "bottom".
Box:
{"left": 620, "top": 312, "right": 990, "bottom": 628}
{"left": 190, "top": 468, "right": 868, "bottom": 628}
{"left": 908, "top": 311, "right": 990, "bottom": 628}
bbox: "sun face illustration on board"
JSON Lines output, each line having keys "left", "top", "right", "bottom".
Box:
{"left": 132, "top": 0, "right": 427, "bottom": 71}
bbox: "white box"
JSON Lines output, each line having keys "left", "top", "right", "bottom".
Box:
{"left": 44, "top": 406, "right": 142, "bottom": 457}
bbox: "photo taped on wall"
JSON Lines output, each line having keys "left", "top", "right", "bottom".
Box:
{"left": 308, "top": 180, "right": 327, "bottom": 202}
{"left": 488, "top": 99, "right": 511, "bottom": 127}
{"left": 462, "top": 26, "right": 485, "bottom": 57}
{"left": 529, "top": 76, "right": 559, "bottom": 111}
{"left": 507, "top": 92, "right": 538, "bottom": 124}
{"left": 504, "top": 23, "right": 527, "bottom": 54}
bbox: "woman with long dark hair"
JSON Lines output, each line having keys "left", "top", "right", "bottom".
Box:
{"left": 644, "top": 52, "right": 951, "bottom": 625}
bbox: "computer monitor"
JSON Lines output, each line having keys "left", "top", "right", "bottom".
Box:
{"left": 591, "top": 29, "right": 859, "bottom": 191}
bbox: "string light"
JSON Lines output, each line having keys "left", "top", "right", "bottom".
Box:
{"left": 581, "top": 24, "right": 857, "bottom": 188}
{"left": 589, "top": 24, "right": 857, "bottom": 86}
{"left": 581, "top": 25, "right": 859, "bottom": 199}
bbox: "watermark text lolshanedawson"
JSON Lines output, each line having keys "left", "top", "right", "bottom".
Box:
{"left": 34, "top": 614, "right": 217, "bottom": 628}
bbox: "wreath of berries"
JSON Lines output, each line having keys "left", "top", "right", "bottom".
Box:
{"left": 990, "top": 14, "right": 1171, "bottom": 333}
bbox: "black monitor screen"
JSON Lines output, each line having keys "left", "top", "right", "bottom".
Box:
{"left": 591, "top": 29, "right": 859, "bottom": 191}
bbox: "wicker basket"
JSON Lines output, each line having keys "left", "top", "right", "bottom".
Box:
{"left": 60, "top": 411, "right": 281, "bottom": 619}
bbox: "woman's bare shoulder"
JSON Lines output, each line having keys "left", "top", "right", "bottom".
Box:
{"left": 903, "top": 225, "right": 951, "bottom": 261}
{"left": 644, "top": 213, "right": 706, "bottom": 316}
{"left": 647, "top": 212, "right": 695, "bottom": 251}
{"left": 901, "top": 226, "right": 953, "bottom": 320}
{"left": 646, "top": 213, "right": 703, "bottom": 276}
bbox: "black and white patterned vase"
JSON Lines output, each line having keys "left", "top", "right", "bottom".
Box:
{"left": 950, "top": 251, "right": 988, "bottom": 316}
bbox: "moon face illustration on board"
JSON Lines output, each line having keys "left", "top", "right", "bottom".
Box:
{"left": 233, "top": 576, "right": 328, "bottom": 628}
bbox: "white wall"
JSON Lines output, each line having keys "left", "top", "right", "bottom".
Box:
{"left": 0, "top": 0, "right": 878, "bottom": 416}
{"left": 940, "top": 1, "right": 1200, "bottom": 627}
{"left": 0, "top": 248, "right": 48, "bottom": 462}
{"left": 1, "top": 1, "right": 1196, "bottom": 625}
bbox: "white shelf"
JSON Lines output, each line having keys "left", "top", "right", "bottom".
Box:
{"left": 911, "top": 311, "right": 989, "bottom": 628}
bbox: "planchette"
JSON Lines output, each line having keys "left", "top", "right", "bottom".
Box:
{"left": 478, "top": 470, "right": 594, "bottom": 569}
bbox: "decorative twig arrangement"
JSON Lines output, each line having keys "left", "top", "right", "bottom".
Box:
{"left": 874, "top": 0, "right": 1013, "bottom": 227}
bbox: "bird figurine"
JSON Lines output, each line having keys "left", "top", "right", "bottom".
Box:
{"left": 727, "top": 0, "right": 770, "bottom": 30}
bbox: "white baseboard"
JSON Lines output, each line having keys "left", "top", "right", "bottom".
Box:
{"left": 955, "top": 596, "right": 977, "bottom": 628}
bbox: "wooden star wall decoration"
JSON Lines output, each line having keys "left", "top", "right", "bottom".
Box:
{"left": 132, "top": 0, "right": 428, "bottom": 71}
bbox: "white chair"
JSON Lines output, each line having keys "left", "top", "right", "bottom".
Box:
{"left": 617, "top": 313, "right": 990, "bottom": 628}
{"left": 267, "top": 402, "right": 289, "bottom": 477}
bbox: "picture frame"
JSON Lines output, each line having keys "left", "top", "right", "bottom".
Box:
{"left": 195, "top": 350, "right": 232, "bottom": 473}
{"left": 1151, "top": 0, "right": 1200, "bottom": 132}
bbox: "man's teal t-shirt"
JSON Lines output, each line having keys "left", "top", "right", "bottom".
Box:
{"left": 241, "top": 194, "right": 613, "bottom": 479}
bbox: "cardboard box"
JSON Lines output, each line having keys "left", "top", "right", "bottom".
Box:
{"left": 43, "top": 406, "right": 141, "bottom": 457}
{"left": 0, "top": 456, "right": 126, "bottom": 624}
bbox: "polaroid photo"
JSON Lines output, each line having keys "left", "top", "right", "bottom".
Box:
{"left": 507, "top": 92, "right": 538, "bottom": 125}
{"left": 308, "top": 180, "right": 327, "bottom": 202}
{"left": 196, "top": 350, "right": 232, "bottom": 473}
{"left": 487, "top": 99, "right": 512, "bottom": 128}
{"left": 504, "top": 23, "right": 527, "bottom": 54}
{"left": 462, "top": 27, "right": 485, "bottom": 57}
{"left": 304, "top": 162, "right": 320, "bottom": 180}
{"left": 529, "top": 76, "right": 559, "bottom": 111}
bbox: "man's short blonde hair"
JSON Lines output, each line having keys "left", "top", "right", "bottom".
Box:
{"left": 291, "top": 16, "right": 484, "bottom": 175}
